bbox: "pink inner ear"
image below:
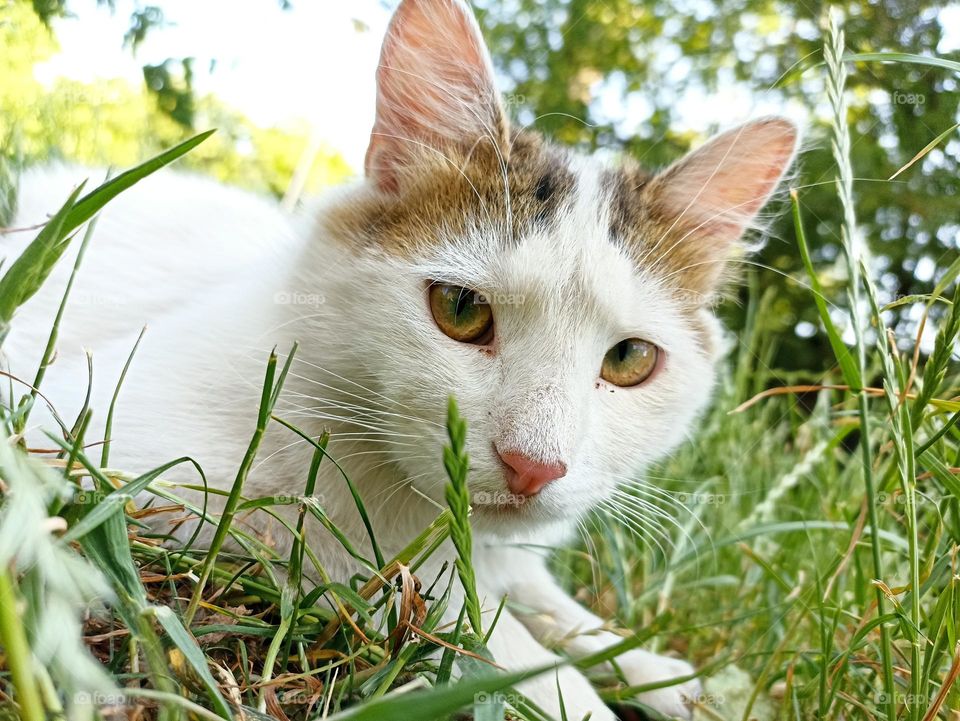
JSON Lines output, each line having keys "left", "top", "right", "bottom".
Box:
{"left": 655, "top": 119, "right": 798, "bottom": 242}
{"left": 365, "top": 0, "right": 506, "bottom": 192}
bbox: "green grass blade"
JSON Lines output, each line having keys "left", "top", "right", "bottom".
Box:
{"left": 101, "top": 325, "right": 146, "bottom": 467}
{"left": 64, "top": 130, "right": 215, "bottom": 233}
{"left": 26, "top": 203, "right": 102, "bottom": 422}
{"left": 184, "top": 344, "right": 295, "bottom": 625}
{"left": 843, "top": 51, "right": 960, "bottom": 75}
{"left": 0, "top": 569, "right": 45, "bottom": 721}
{"left": 325, "top": 664, "right": 560, "bottom": 721}
{"left": 271, "top": 414, "right": 385, "bottom": 568}
{"left": 0, "top": 183, "right": 84, "bottom": 342}
{"left": 0, "top": 130, "right": 214, "bottom": 347}
{"left": 790, "top": 189, "right": 861, "bottom": 389}
{"left": 151, "top": 606, "right": 234, "bottom": 719}
{"left": 60, "top": 456, "right": 205, "bottom": 543}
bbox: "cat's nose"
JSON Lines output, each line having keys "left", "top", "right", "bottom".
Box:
{"left": 497, "top": 450, "right": 567, "bottom": 497}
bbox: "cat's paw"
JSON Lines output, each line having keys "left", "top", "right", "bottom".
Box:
{"left": 616, "top": 650, "right": 701, "bottom": 720}
{"left": 519, "top": 665, "right": 619, "bottom": 721}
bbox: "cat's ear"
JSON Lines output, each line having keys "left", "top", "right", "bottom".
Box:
{"left": 365, "top": 0, "right": 509, "bottom": 192}
{"left": 644, "top": 118, "right": 798, "bottom": 292}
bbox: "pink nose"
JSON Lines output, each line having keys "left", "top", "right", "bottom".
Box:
{"left": 497, "top": 450, "right": 567, "bottom": 497}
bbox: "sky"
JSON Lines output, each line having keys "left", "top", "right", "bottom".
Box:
{"left": 36, "top": 0, "right": 394, "bottom": 170}
{"left": 34, "top": 1, "right": 960, "bottom": 173}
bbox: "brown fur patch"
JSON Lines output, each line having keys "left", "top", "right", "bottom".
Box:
{"left": 324, "top": 130, "right": 575, "bottom": 256}
{"left": 603, "top": 159, "right": 725, "bottom": 309}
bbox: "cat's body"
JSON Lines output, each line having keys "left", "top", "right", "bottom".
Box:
{"left": 4, "top": 1, "right": 798, "bottom": 719}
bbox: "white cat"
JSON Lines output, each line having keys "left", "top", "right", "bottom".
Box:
{"left": 5, "top": 1, "right": 797, "bottom": 718}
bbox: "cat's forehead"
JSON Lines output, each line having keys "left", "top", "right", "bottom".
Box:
{"left": 411, "top": 157, "right": 682, "bottom": 339}
{"left": 327, "top": 130, "right": 702, "bottom": 307}
{"left": 329, "top": 131, "right": 579, "bottom": 245}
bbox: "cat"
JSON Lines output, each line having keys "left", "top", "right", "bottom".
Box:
{"left": 5, "top": 0, "right": 798, "bottom": 718}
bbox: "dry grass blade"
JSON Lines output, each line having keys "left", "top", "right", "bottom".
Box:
{"left": 731, "top": 383, "right": 960, "bottom": 414}
{"left": 921, "top": 642, "right": 960, "bottom": 721}
{"left": 889, "top": 123, "right": 960, "bottom": 180}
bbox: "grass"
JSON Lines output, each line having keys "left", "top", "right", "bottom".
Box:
{"left": 1, "top": 14, "right": 960, "bottom": 721}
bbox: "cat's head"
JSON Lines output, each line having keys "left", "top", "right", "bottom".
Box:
{"left": 319, "top": 0, "right": 797, "bottom": 538}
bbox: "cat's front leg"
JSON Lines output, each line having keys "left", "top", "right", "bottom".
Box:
{"left": 479, "top": 547, "right": 701, "bottom": 720}
{"left": 414, "top": 551, "right": 613, "bottom": 720}
{"left": 481, "top": 607, "right": 618, "bottom": 721}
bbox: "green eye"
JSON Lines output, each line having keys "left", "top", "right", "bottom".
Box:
{"left": 600, "top": 338, "right": 660, "bottom": 387}
{"left": 429, "top": 284, "right": 494, "bottom": 343}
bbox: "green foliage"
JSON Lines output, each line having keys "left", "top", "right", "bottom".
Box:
{"left": 0, "top": 1, "right": 351, "bottom": 201}
{"left": 0, "top": 433, "right": 117, "bottom": 721}
{"left": 143, "top": 58, "right": 195, "bottom": 129}
{"left": 123, "top": 6, "right": 167, "bottom": 52}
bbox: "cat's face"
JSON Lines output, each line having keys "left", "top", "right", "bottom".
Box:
{"left": 319, "top": 0, "right": 796, "bottom": 537}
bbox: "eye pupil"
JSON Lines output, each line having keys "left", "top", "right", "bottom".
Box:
{"left": 455, "top": 289, "right": 471, "bottom": 317}
{"left": 600, "top": 338, "right": 660, "bottom": 387}
{"left": 430, "top": 284, "right": 494, "bottom": 344}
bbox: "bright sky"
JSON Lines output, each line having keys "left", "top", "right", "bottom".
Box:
{"left": 36, "top": 0, "right": 394, "bottom": 170}
{"left": 35, "top": 1, "right": 960, "bottom": 172}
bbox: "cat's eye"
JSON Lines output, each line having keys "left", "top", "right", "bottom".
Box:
{"left": 600, "top": 338, "right": 660, "bottom": 387}
{"left": 429, "top": 284, "right": 494, "bottom": 344}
